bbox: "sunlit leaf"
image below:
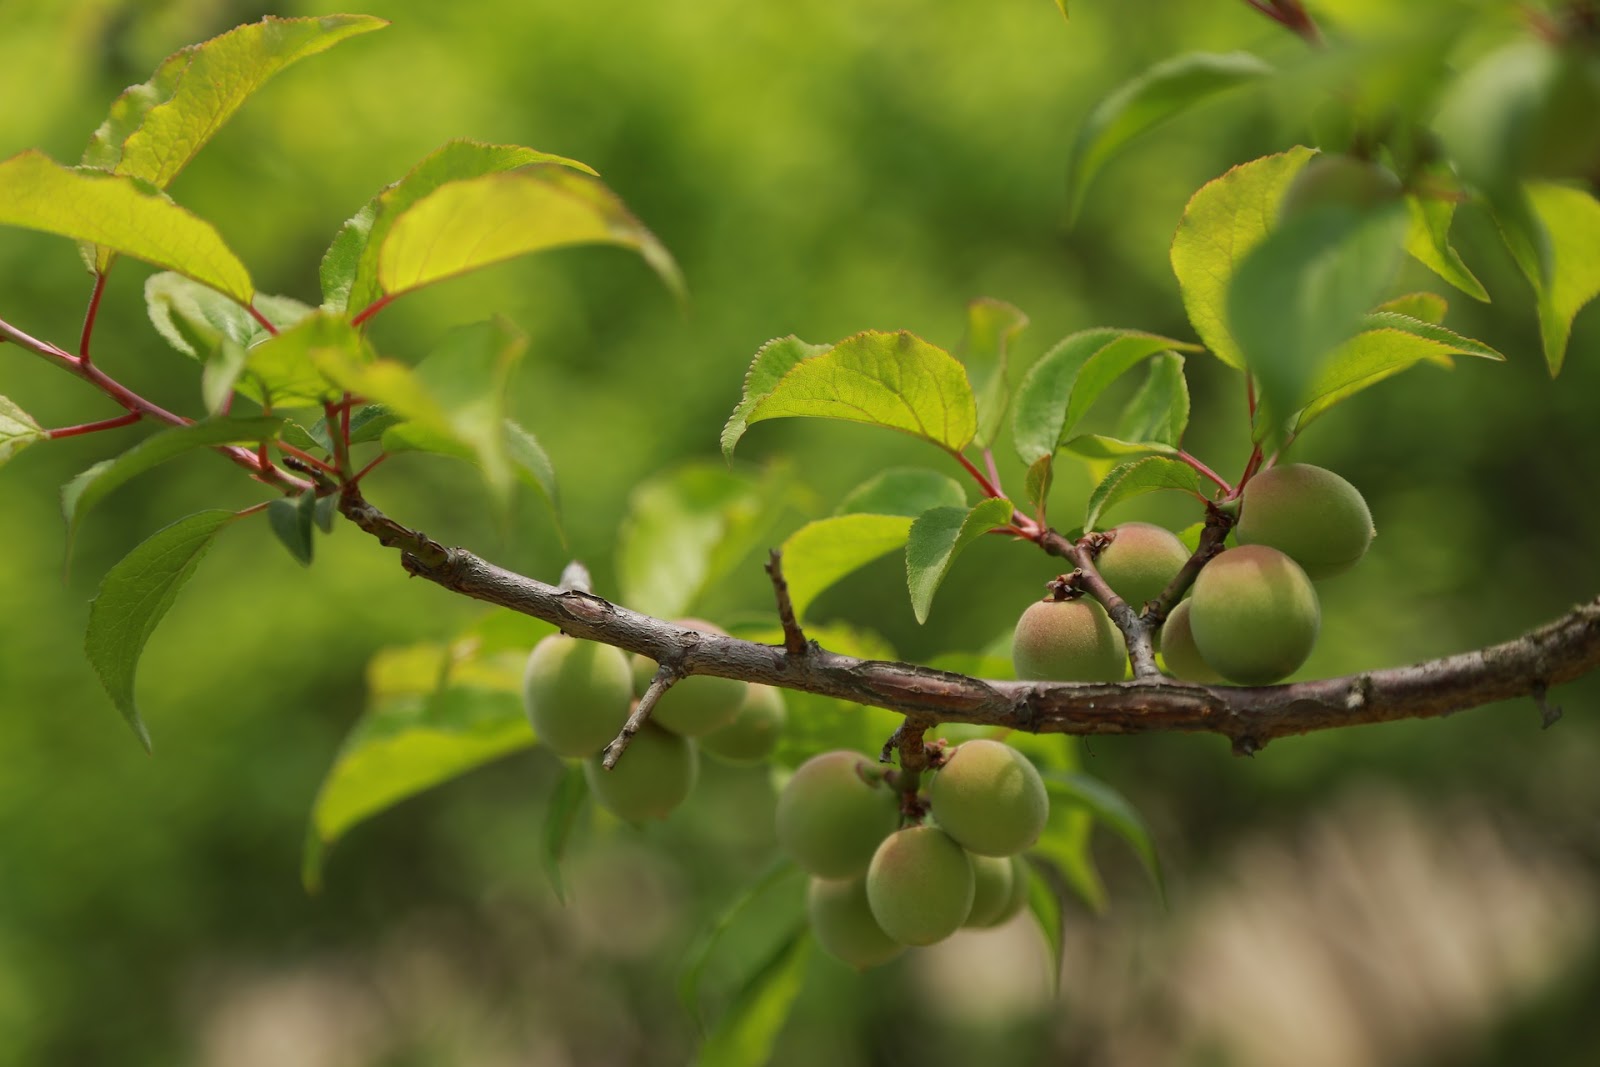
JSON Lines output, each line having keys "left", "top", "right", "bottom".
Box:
{"left": 374, "top": 164, "right": 683, "bottom": 307}
{"left": 0, "top": 150, "right": 253, "bottom": 301}
{"left": 0, "top": 395, "right": 44, "bottom": 468}
{"left": 1062, "top": 435, "right": 1181, "bottom": 461}
{"left": 905, "top": 498, "right": 1015, "bottom": 623}
{"left": 1376, "top": 291, "right": 1448, "bottom": 324}
{"left": 61, "top": 415, "right": 281, "bottom": 555}
{"left": 835, "top": 468, "right": 966, "bottom": 518}
{"left": 1404, "top": 191, "right": 1489, "bottom": 302}
{"left": 1500, "top": 182, "right": 1600, "bottom": 375}
{"left": 779, "top": 514, "right": 916, "bottom": 620}
{"left": 1084, "top": 457, "right": 1201, "bottom": 530}
{"left": 724, "top": 330, "right": 978, "bottom": 457}
{"left": 145, "top": 272, "right": 312, "bottom": 359}
{"left": 243, "top": 311, "right": 370, "bottom": 409}
{"left": 1067, "top": 51, "right": 1272, "bottom": 221}
{"left": 84, "top": 510, "right": 240, "bottom": 751}
{"left": 325, "top": 139, "right": 597, "bottom": 314}
{"left": 1171, "top": 146, "right": 1315, "bottom": 368}
{"left": 961, "top": 297, "right": 1029, "bottom": 448}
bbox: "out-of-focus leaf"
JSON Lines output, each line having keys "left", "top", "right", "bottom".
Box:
{"left": 374, "top": 164, "right": 683, "bottom": 308}
{"left": 84, "top": 510, "right": 239, "bottom": 751}
{"left": 694, "top": 927, "right": 812, "bottom": 1067}
{"left": 1171, "top": 146, "right": 1315, "bottom": 368}
{"left": 325, "top": 139, "right": 597, "bottom": 314}
{"left": 61, "top": 416, "right": 281, "bottom": 556}
{"left": 1404, "top": 191, "right": 1489, "bottom": 302}
{"left": 1044, "top": 770, "right": 1166, "bottom": 905}
{"left": 82, "top": 15, "right": 386, "bottom": 190}
{"left": 266, "top": 492, "right": 316, "bottom": 567}
{"left": 1500, "top": 182, "right": 1600, "bottom": 375}
{"left": 679, "top": 858, "right": 802, "bottom": 1020}
{"left": 1011, "top": 328, "right": 1197, "bottom": 465}
{"left": 905, "top": 498, "right": 1015, "bottom": 624}
{"left": 145, "top": 272, "right": 311, "bottom": 361}
{"left": 542, "top": 763, "right": 588, "bottom": 904}
{"left": 0, "top": 395, "right": 44, "bottom": 467}
{"left": 961, "top": 297, "right": 1029, "bottom": 448}
{"left": 243, "top": 311, "right": 370, "bottom": 409}
{"left": 1067, "top": 51, "right": 1272, "bottom": 221}
{"left": 616, "top": 461, "right": 806, "bottom": 619}
{"left": 505, "top": 419, "right": 561, "bottom": 525}
{"left": 0, "top": 150, "right": 253, "bottom": 301}
{"left": 835, "top": 468, "right": 966, "bottom": 518}
{"left": 1026, "top": 859, "right": 1068, "bottom": 992}
{"left": 1084, "top": 457, "right": 1201, "bottom": 530}
{"left": 1376, "top": 291, "right": 1448, "bottom": 324}
{"left": 779, "top": 514, "right": 916, "bottom": 620}
{"left": 723, "top": 330, "right": 978, "bottom": 458}
{"left": 1227, "top": 199, "right": 1409, "bottom": 437}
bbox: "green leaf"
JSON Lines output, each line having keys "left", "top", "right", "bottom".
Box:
{"left": 1404, "top": 191, "right": 1489, "bottom": 302}
{"left": 313, "top": 494, "right": 337, "bottom": 534}
{"left": 1502, "top": 182, "right": 1600, "bottom": 375}
{"left": 1043, "top": 770, "right": 1166, "bottom": 905}
{"left": 0, "top": 395, "right": 45, "bottom": 467}
{"left": 1114, "top": 351, "right": 1190, "bottom": 447}
{"left": 961, "top": 297, "right": 1029, "bottom": 448}
{"left": 1226, "top": 199, "right": 1410, "bottom": 436}
{"left": 83, "top": 15, "right": 386, "bottom": 191}
{"left": 723, "top": 330, "right": 978, "bottom": 458}
{"left": 1171, "top": 146, "right": 1316, "bottom": 369}
{"left": 84, "top": 509, "right": 239, "bottom": 750}
{"left": 243, "top": 311, "right": 370, "bottom": 409}
{"left": 61, "top": 415, "right": 281, "bottom": 555}
{"left": 145, "top": 272, "right": 311, "bottom": 359}
{"left": 617, "top": 461, "right": 806, "bottom": 618}
{"left": 904, "top": 498, "right": 1015, "bottom": 624}
{"left": 1023, "top": 455, "right": 1054, "bottom": 518}
{"left": 324, "top": 139, "right": 598, "bottom": 315}
{"left": 505, "top": 419, "right": 562, "bottom": 526}
{"left": 1084, "top": 457, "right": 1201, "bottom": 530}
{"left": 694, "top": 927, "right": 811, "bottom": 1067}
{"left": 835, "top": 468, "right": 966, "bottom": 518}
{"left": 0, "top": 150, "right": 253, "bottom": 302}
{"left": 1296, "top": 315, "right": 1506, "bottom": 430}
{"left": 1062, "top": 435, "right": 1180, "bottom": 461}
{"left": 374, "top": 164, "right": 684, "bottom": 307}
{"left": 679, "top": 858, "right": 802, "bottom": 1021}
{"left": 305, "top": 621, "right": 554, "bottom": 884}
{"left": 779, "top": 514, "right": 916, "bottom": 620}
{"left": 1025, "top": 859, "right": 1068, "bottom": 993}
{"left": 1011, "top": 328, "right": 1198, "bottom": 465}
{"left": 1066, "top": 51, "right": 1272, "bottom": 221}
{"left": 267, "top": 493, "right": 315, "bottom": 567}
{"left": 542, "top": 763, "right": 588, "bottom": 904}
{"left": 1376, "top": 291, "right": 1448, "bottom": 324}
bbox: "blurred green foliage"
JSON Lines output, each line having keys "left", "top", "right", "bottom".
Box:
{"left": 1, "top": 1, "right": 1598, "bottom": 1064}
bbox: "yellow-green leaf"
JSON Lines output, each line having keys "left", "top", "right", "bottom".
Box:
{"left": 1503, "top": 182, "right": 1600, "bottom": 375}
{"left": 780, "top": 513, "right": 917, "bottom": 620}
{"left": 0, "top": 395, "right": 45, "bottom": 468}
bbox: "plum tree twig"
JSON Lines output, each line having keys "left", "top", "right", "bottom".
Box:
{"left": 336, "top": 483, "right": 1600, "bottom": 760}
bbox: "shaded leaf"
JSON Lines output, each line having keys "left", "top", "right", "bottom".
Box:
{"left": 375, "top": 164, "right": 683, "bottom": 307}
{"left": 1171, "top": 146, "right": 1315, "bottom": 368}
{"left": 1084, "top": 457, "right": 1201, "bottom": 530}
{"left": 84, "top": 510, "right": 239, "bottom": 750}
{"left": 835, "top": 468, "right": 966, "bottom": 518}
{"left": 1067, "top": 51, "right": 1272, "bottom": 221}
{"left": 325, "top": 139, "right": 597, "bottom": 314}
{"left": 542, "top": 763, "right": 588, "bottom": 904}
{"left": 1114, "top": 351, "right": 1190, "bottom": 447}
{"left": 145, "top": 272, "right": 311, "bottom": 361}
{"left": 505, "top": 419, "right": 562, "bottom": 525}
{"left": 1501, "top": 182, "right": 1600, "bottom": 375}
{"left": 1024, "top": 455, "right": 1054, "bottom": 518}
{"left": 0, "top": 395, "right": 44, "bottom": 467}
{"left": 905, "top": 498, "right": 1015, "bottom": 624}
{"left": 244, "top": 311, "right": 370, "bottom": 409}
{"left": 61, "top": 415, "right": 281, "bottom": 555}
{"left": 267, "top": 493, "right": 315, "bottom": 567}
{"left": 779, "top": 514, "right": 916, "bottom": 620}
{"left": 961, "top": 297, "right": 1029, "bottom": 448}
{"left": 679, "top": 858, "right": 802, "bottom": 1020}
{"left": 723, "top": 330, "right": 978, "bottom": 458}
{"left": 1044, "top": 770, "right": 1166, "bottom": 905}
{"left": 1026, "top": 859, "right": 1069, "bottom": 993}
{"left": 694, "top": 927, "right": 811, "bottom": 1067}
{"left": 0, "top": 150, "right": 252, "bottom": 301}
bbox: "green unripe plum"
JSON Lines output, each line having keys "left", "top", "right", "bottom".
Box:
{"left": 699, "top": 684, "right": 787, "bottom": 765}
{"left": 965, "top": 854, "right": 1022, "bottom": 928}
{"left": 1278, "top": 154, "right": 1402, "bottom": 221}
{"left": 928, "top": 739, "right": 1048, "bottom": 857}
{"left": 630, "top": 618, "right": 748, "bottom": 737}
{"left": 582, "top": 722, "right": 698, "bottom": 822}
{"left": 776, "top": 750, "right": 901, "bottom": 879}
{"left": 1236, "top": 463, "right": 1374, "bottom": 579}
{"left": 1159, "top": 600, "right": 1224, "bottom": 684}
{"left": 522, "top": 635, "right": 635, "bottom": 759}
{"left": 1189, "top": 545, "right": 1320, "bottom": 685}
{"left": 866, "top": 826, "right": 975, "bottom": 946}
{"left": 1012, "top": 597, "right": 1127, "bottom": 682}
{"left": 807, "top": 876, "right": 905, "bottom": 970}
{"left": 1095, "top": 522, "right": 1190, "bottom": 610}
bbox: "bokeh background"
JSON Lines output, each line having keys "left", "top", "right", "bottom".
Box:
{"left": 2, "top": 1, "right": 1598, "bottom": 1064}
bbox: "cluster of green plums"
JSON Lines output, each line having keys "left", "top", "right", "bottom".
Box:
{"left": 521, "top": 618, "right": 788, "bottom": 821}
{"left": 778, "top": 739, "right": 1047, "bottom": 969}
{"left": 1013, "top": 463, "right": 1374, "bottom": 686}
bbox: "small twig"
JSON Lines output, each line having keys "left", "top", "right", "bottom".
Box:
{"left": 1040, "top": 528, "right": 1161, "bottom": 678}
{"left": 1142, "top": 502, "right": 1235, "bottom": 629}
{"left": 278, "top": 443, "right": 340, "bottom": 477}
{"left": 349, "top": 452, "right": 389, "bottom": 486}
{"left": 1532, "top": 684, "right": 1563, "bottom": 729}
{"left": 765, "top": 549, "right": 808, "bottom": 657}
{"left": 880, "top": 717, "right": 936, "bottom": 822}
{"left": 602, "top": 665, "right": 679, "bottom": 769}
{"left": 45, "top": 411, "right": 142, "bottom": 439}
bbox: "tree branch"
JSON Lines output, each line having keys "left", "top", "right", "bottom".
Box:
{"left": 765, "top": 549, "right": 809, "bottom": 657}
{"left": 337, "top": 486, "right": 1600, "bottom": 756}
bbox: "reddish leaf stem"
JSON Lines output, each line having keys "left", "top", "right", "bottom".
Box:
{"left": 78, "top": 273, "right": 108, "bottom": 363}
{"left": 278, "top": 443, "right": 341, "bottom": 477}
{"left": 350, "top": 293, "right": 394, "bottom": 328}
{"left": 1177, "top": 450, "right": 1232, "bottom": 494}
{"left": 46, "top": 411, "right": 143, "bottom": 439}
{"left": 350, "top": 452, "right": 389, "bottom": 485}
{"left": 246, "top": 304, "right": 279, "bottom": 336}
